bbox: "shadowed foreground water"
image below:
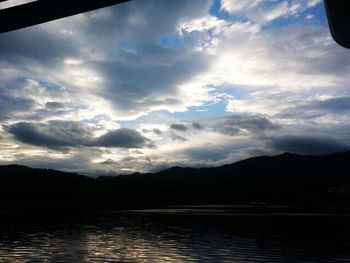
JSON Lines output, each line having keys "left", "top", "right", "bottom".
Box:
{"left": 1, "top": 210, "right": 350, "bottom": 262}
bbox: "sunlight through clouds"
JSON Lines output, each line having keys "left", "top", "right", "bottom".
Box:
{"left": 0, "top": 0, "right": 349, "bottom": 175}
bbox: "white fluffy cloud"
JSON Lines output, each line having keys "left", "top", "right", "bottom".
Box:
{"left": 179, "top": 16, "right": 350, "bottom": 92}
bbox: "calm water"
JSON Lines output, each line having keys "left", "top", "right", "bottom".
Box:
{"left": 0, "top": 209, "right": 350, "bottom": 262}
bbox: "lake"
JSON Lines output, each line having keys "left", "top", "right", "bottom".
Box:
{"left": 0, "top": 208, "right": 350, "bottom": 262}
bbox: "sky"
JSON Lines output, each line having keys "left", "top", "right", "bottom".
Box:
{"left": 0, "top": 0, "right": 349, "bottom": 176}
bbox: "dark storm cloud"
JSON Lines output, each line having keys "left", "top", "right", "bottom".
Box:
{"left": 170, "top": 123, "right": 188, "bottom": 132}
{"left": 311, "top": 97, "right": 350, "bottom": 112}
{"left": 170, "top": 132, "right": 187, "bottom": 142}
{"left": 269, "top": 135, "right": 346, "bottom": 155}
{"left": 6, "top": 122, "right": 151, "bottom": 149}
{"left": 97, "top": 50, "right": 211, "bottom": 113}
{"left": 94, "top": 128, "right": 151, "bottom": 148}
{"left": 279, "top": 96, "right": 350, "bottom": 119}
{"left": 192, "top": 122, "right": 204, "bottom": 130}
{"left": 214, "top": 115, "right": 278, "bottom": 136}
{"left": 99, "top": 0, "right": 212, "bottom": 48}
{"left": 75, "top": 0, "right": 212, "bottom": 46}
{"left": 0, "top": 27, "right": 79, "bottom": 64}
{"left": 45, "top": 101, "right": 65, "bottom": 109}
{"left": 100, "top": 159, "right": 116, "bottom": 165}
{"left": 152, "top": 128, "right": 162, "bottom": 135}
{"left": 0, "top": 92, "right": 36, "bottom": 121}
{"left": 142, "top": 128, "right": 162, "bottom": 135}
{"left": 7, "top": 121, "right": 91, "bottom": 148}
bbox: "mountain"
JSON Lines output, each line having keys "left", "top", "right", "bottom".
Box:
{"left": 0, "top": 151, "right": 350, "bottom": 209}
{"left": 0, "top": 165, "right": 94, "bottom": 208}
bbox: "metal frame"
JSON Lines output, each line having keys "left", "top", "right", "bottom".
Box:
{"left": 0, "top": 0, "right": 130, "bottom": 34}
{"left": 324, "top": 0, "right": 350, "bottom": 49}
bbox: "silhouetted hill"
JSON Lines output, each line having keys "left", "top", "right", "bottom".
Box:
{"left": 0, "top": 165, "right": 94, "bottom": 207}
{"left": 0, "top": 164, "right": 92, "bottom": 183}
{"left": 1, "top": 151, "right": 350, "bottom": 209}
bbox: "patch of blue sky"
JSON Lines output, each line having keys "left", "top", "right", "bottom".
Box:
{"left": 82, "top": 114, "right": 110, "bottom": 124}
{"left": 116, "top": 111, "right": 170, "bottom": 128}
{"left": 183, "top": 102, "right": 230, "bottom": 118}
{"left": 262, "top": 5, "right": 327, "bottom": 30}
{"left": 117, "top": 100, "right": 230, "bottom": 127}
{"left": 29, "top": 78, "right": 63, "bottom": 91}
{"left": 215, "top": 85, "right": 251, "bottom": 100}
{"left": 150, "top": 100, "right": 230, "bottom": 120}
{"left": 210, "top": 0, "right": 231, "bottom": 20}
{"left": 118, "top": 87, "right": 250, "bottom": 126}
{"left": 209, "top": 0, "right": 327, "bottom": 28}
{"left": 116, "top": 40, "right": 137, "bottom": 54}
{"left": 169, "top": 86, "right": 253, "bottom": 119}
{"left": 65, "top": 102, "right": 88, "bottom": 111}
{"left": 158, "top": 35, "right": 182, "bottom": 48}
{"left": 12, "top": 76, "right": 61, "bottom": 92}
{"left": 304, "top": 3, "right": 328, "bottom": 26}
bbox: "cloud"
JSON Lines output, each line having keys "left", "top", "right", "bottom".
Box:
{"left": 185, "top": 146, "right": 232, "bottom": 162}
{"left": 6, "top": 121, "right": 151, "bottom": 149}
{"left": 269, "top": 135, "right": 346, "bottom": 155}
{"left": 213, "top": 114, "right": 278, "bottom": 136}
{"left": 0, "top": 93, "right": 36, "bottom": 121}
{"left": 192, "top": 122, "right": 204, "bottom": 129}
{"left": 152, "top": 128, "right": 162, "bottom": 135}
{"left": 311, "top": 97, "right": 350, "bottom": 112}
{"left": 142, "top": 128, "right": 162, "bottom": 135}
{"left": 170, "top": 123, "right": 188, "bottom": 132}
{"left": 45, "top": 101, "right": 65, "bottom": 109}
{"left": 2, "top": 0, "right": 349, "bottom": 122}
{"left": 170, "top": 132, "right": 187, "bottom": 142}
{"left": 0, "top": 0, "right": 214, "bottom": 118}
{"left": 277, "top": 96, "right": 350, "bottom": 120}
{"left": 0, "top": 0, "right": 349, "bottom": 174}
{"left": 220, "top": 0, "right": 260, "bottom": 14}
{"left": 7, "top": 122, "right": 85, "bottom": 149}
{"left": 94, "top": 128, "right": 152, "bottom": 148}
{"left": 179, "top": 13, "right": 350, "bottom": 93}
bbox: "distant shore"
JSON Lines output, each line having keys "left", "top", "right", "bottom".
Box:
{"left": 2, "top": 204, "right": 350, "bottom": 218}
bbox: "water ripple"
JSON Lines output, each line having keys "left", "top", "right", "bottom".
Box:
{"left": 0, "top": 212, "right": 350, "bottom": 262}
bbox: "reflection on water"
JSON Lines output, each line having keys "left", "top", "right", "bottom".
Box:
{"left": 1, "top": 210, "right": 350, "bottom": 262}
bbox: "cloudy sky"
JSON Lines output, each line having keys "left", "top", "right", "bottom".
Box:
{"left": 0, "top": 0, "right": 349, "bottom": 175}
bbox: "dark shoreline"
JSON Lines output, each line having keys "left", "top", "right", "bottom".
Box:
{"left": 1, "top": 151, "right": 350, "bottom": 213}
{"left": 2, "top": 204, "right": 350, "bottom": 217}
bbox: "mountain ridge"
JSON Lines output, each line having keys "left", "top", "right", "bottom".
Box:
{"left": 2, "top": 150, "right": 349, "bottom": 179}
{"left": 0, "top": 150, "right": 350, "bottom": 208}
